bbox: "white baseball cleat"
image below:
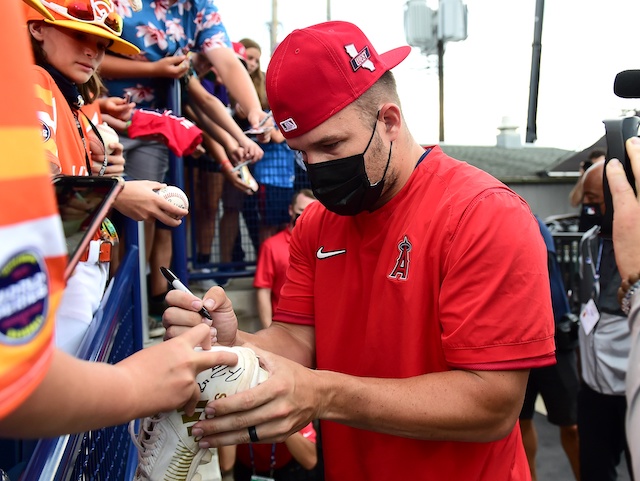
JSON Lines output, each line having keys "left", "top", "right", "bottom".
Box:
{"left": 129, "top": 346, "right": 268, "bottom": 481}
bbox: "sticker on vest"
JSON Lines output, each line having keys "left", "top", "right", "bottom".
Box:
{"left": 0, "top": 249, "right": 49, "bottom": 345}
{"left": 580, "top": 298, "right": 600, "bottom": 335}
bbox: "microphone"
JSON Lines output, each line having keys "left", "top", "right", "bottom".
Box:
{"left": 613, "top": 70, "right": 640, "bottom": 98}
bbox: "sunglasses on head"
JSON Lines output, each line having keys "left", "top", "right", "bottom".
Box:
{"left": 40, "top": 0, "right": 123, "bottom": 36}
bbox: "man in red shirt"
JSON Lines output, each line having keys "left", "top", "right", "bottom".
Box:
{"left": 165, "top": 20, "right": 556, "bottom": 481}
{"left": 253, "top": 189, "right": 316, "bottom": 328}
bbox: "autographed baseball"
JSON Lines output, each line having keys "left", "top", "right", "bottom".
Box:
{"left": 157, "top": 185, "right": 189, "bottom": 214}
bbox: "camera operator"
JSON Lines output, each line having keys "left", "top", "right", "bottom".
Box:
{"left": 576, "top": 160, "right": 633, "bottom": 481}
{"left": 569, "top": 149, "right": 606, "bottom": 209}
{"left": 605, "top": 137, "right": 640, "bottom": 479}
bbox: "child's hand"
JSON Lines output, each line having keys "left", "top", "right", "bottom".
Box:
{"left": 98, "top": 96, "right": 136, "bottom": 122}
{"left": 91, "top": 142, "right": 125, "bottom": 176}
{"left": 154, "top": 56, "right": 190, "bottom": 79}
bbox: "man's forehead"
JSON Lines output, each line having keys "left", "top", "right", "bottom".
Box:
{"left": 583, "top": 161, "right": 605, "bottom": 183}
{"left": 286, "top": 108, "right": 358, "bottom": 150}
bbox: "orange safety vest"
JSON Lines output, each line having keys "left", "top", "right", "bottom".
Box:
{"left": 0, "top": 0, "right": 67, "bottom": 420}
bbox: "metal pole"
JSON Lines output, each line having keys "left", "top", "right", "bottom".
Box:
{"left": 327, "top": 0, "right": 331, "bottom": 20}
{"left": 438, "top": 39, "right": 445, "bottom": 142}
{"left": 526, "top": 0, "right": 544, "bottom": 144}
{"left": 271, "top": 0, "right": 278, "bottom": 54}
{"left": 167, "top": 79, "right": 188, "bottom": 282}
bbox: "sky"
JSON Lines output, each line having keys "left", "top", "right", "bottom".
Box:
{"left": 215, "top": 0, "right": 640, "bottom": 152}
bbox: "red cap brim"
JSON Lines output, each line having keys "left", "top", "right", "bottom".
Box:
{"left": 380, "top": 45, "right": 412, "bottom": 71}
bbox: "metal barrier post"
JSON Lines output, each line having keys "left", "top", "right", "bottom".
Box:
{"left": 167, "top": 79, "right": 189, "bottom": 283}
{"left": 125, "top": 217, "right": 144, "bottom": 349}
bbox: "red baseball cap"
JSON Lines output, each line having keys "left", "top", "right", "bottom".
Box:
{"left": 266, "top": 21, "right": 411, "bottom": 139}
{"left": 232, "top": 41, "right": 248, "bottom": 62}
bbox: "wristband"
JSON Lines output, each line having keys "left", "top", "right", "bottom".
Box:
{"left": 220, "top": 159, "right": 233, "bottom": 173}
{"left": 618, "top": 273, "right": 640, "bottom": 315}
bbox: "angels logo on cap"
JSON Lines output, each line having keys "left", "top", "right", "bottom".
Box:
{"left": 266, "top": 21, "right": 411, "bottom": 140}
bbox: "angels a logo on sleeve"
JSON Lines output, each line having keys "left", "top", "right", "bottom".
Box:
{"left": 388, "top": 235, "right": 412, "bottom": 281}
{"left": 344, "top": 43, "right": 375, "bottom": 72}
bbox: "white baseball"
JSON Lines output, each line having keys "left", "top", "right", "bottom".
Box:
{"left": 157, "top": 185, "right": 189, "bottom": 212}
{"left": 95, "top": 122, "right": 120, "bottom": 155}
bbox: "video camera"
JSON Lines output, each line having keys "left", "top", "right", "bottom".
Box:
{"left": 600, "top": 70, "right": 640, "bottom": 237}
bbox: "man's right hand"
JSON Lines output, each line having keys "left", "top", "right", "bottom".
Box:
{"left": 164, "top": 287, "right": 240, "bottom": 348}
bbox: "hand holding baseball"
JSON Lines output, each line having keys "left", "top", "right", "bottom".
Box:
{"left": 156, "top": 185, "right": 190, "bottom": 220}
{"left": 113, "top": 181, "right": 188, "bottom": 227}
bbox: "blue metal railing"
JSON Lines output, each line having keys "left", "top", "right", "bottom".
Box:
{"left": 168, "top": 79, "right": 189, "bottom": 283}
{"left": 19, "top": 218, "right": 142, "bottom": 481}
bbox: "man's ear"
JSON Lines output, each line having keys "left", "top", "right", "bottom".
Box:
{"left": 378, "top": 103, "right": 402, "bottom": 142}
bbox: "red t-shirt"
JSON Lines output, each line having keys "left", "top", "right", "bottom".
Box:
{"left": 274, "top": 146, "right": 555, "bottom": 480}
{"left": 253, "top": 228, "right": 292, "bottom": 313}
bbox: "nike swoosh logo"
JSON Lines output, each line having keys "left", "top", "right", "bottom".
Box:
{"left": 316, "top": 247, "right": 347, "bottom": 259}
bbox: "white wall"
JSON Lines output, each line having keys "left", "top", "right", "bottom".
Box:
{"left": 507, "top": 183, "right": 578, "bottom": 220}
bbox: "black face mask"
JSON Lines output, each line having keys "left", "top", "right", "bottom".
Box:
{"left": 579, "top": 202, "right": 603, "bottom": 232}
{"left": 306, "top": 115, "right": 392, "bottom": 216}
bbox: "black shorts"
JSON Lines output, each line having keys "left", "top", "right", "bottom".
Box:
{"left": 519, "top": 349, "right": 579, "bottom": 426}
{"left": 188, "top": 153, "right": 221, "bottom": 173}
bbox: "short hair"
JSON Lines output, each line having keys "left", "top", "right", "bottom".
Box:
{"left": 351, "top": 70, "right": 401, "bottom": 124}
{"left": 291, "top": 188, "right": 315, "bottom": 206}
{"left": 588, "top": 149, "right": 606, "bottom": 161}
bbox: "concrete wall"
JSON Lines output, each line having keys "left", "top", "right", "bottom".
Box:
{"left": 507, "top": 183, "right": 579, "bottom": 220}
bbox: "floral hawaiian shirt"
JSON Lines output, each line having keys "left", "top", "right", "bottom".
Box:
{"left": 105, "top": 0, "right": 231, "bottom": 109}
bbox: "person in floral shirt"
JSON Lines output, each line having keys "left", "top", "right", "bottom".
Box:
{"left": 103, "top": 0, "right": 263, "bottom": 123}
{"left": 99, "top": 0, "right": 266, "bottom": 336}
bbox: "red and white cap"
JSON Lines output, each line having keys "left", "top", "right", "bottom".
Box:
{"left": 265, "top": 21, "right": 411, "bottom": 139}
{"left": 232, "top": 41, "right": 248, "bottom": 66}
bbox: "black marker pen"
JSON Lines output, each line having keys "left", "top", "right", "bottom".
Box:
{"left": 160, "top": 266, "right": 213, "bottom": 321}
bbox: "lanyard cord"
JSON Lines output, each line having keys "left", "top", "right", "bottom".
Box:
{"left": 249, "top": 443, "right": 277, "bottom": 477}
{"left": 588, "top": 238, "right": 604, "bottom": 301}
{"left": 72, "top": 109, "right": 108, "bottom": 176}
